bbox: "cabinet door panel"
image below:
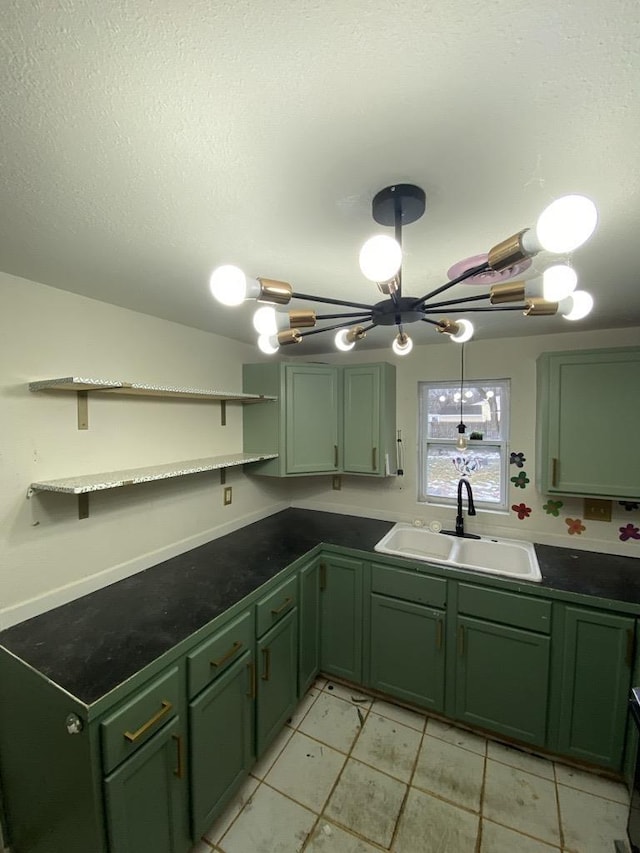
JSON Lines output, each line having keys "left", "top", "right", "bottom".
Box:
{"left": 455, "top": 616, "right": 550, "bottom": 746}
{"left": 189, "top": 651, "right": 254, "bottom": 837}
{"left": 285, "top": 366, "right": 339, "bottom": 474}
{"left": 320, "top": 555, "right": 363, "bottom": 684}
{"left": 299, "top": 560, "right": 321, "bottom": 696}
{"left": 104, "top": 717, "right": 187, "bottom": 853}
{"left": 256, "top": 608, "right": 298, "bottom": 755}
{"left": 557, "top": 607, "right": 634, "bottom": 769}
{"left": 369, "top": 594, "right": 445, "bottom": 711}
{"left": 343, "top": 366, "right": 380, "bottom": 474}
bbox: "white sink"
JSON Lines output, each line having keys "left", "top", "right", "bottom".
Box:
{"left": 374, "top": 524, "right": 542, "bottom": 582}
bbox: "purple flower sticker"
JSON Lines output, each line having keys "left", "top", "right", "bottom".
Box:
{"left": 619, "top": 501, "right": 639, "bottom": 512}
{"left": 510, "top": 471, "right": 530, "bottom": 489}
{"left": 510, "top": 452, "right": 526, "bottom": 468}
{"left": 543, "top": 499, "right": 563, "bottom": 517}
{"left": 619, "top": 523, "right": 640, "bottom": 542}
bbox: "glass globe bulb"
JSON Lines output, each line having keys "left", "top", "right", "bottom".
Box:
{"left": 559, "top": 290, "right": 594, "bottom": 321}
{"left": 535, "top": 195, "right": 598, "bottom": 254}
{"left": 450, "top": 319, "right": 474, "bottom": 343}
{"left": 335, "top": 329, "right": 356, "bottom": 352}
{"left": 359, "top": 235, "right": 402, "bottom": 283}
{"left": 456, "top": 433, "right": 469, "bottom": 452}
{"left": 392, "top": 333, "right": 413, "bottom": 356}
{"left": 253, "top": 306, "right": 278, "bottom": 336}
{"left": 257, "top": 334, "right": 279, "bottom": 354}
{"left": 542, "top": 265, "right": 578, "bottom": 302}
{"left": 209, "top": 265, "right": 248, "bottom": 306}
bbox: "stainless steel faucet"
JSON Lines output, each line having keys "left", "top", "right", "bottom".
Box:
{"left": 442, "top": 477, "right": 481, "bottom": 539}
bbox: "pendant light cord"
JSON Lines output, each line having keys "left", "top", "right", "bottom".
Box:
{"left": 459, "top": 343, "right": 465, "bottom": 425}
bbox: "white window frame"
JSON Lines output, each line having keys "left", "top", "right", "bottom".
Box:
{"left": 418, "top": 378, "right": 510, "bottom": 511}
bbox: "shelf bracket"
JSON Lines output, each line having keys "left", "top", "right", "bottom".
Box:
{"left": 220, "top": 468, "right": 226, "bottom": 485}
{"left": 77, "top": 391, "right": 89, "bottom": 430}
{"left": 78, "top": 494, "right": 90, "bottom": 520}
{"left": 220, "top": 400, "right": 227, "bottom": 426}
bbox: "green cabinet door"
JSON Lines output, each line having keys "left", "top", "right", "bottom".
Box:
{"left": 369, "top": 594, "right": 445, "bottom": 711}
{"left": 285, "top": 365, "right": 340, "bottom": 474}
{"left": 343, "top": 363, "right": 396, "bottom": 476}
{"left": 256, "top": 608, "right": 298, "bottom": 755}
{"left": 556, "top": 606, "right": 634, "bottom": 770}
{"left": 320, "top": 555, "right": 363, "bottom": 684}
{"left": 189, "top": 650, "right": 254, "bottom": 838}
{"left": 299, "top": 559, "right": 321, "bottom": 696}
{"left": 537, "top": 347, "right": 640, "bottom": 498}
{"left": 104, "top": 717, "right": 189, "bottom": 853}
{"left": 454, "top": 616, "right": 550, "bottom": 746}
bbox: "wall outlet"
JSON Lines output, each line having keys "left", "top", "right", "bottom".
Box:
{"left": 583, "top": 498, "right": 612, "bottom": 522}
{"left": 223, "top": 486, "right": 232, "bottom": 506}
{"left": 332, "top": 475, "right": 342, "bottom": 491}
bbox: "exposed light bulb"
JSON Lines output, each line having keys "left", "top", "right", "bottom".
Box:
{"left": 465, "top": 390, "right": 473, "bottom": 398}
{"left": 536, "top": 195, "right": 598, "bottom": 254}
{"left": 542, "top": 265, "right": 578, "bottom": 302}
{"left": 456, "top": 426, "right": 468, "bottom": 452}
{"left": 359, "top": 235, "right": 402, "bottom": 283}
{"left": 253, "top": 306, "right": 278, "bottom": 336}
{"left": 335, "top": 329, "right": 356, "bottom": 352}
{"left": 257, "top": 334, "right": 279, "bottom": 354}
{"left": 559, "top": 290, "right": 594, "bottom": 321}
{"left": 449, "top": 319, "right": 474, "bottom": 343}
{"left": 392, "top": 332, "right": 413, "bottom": 356}
{"left": 209, "top": 265, "right": 248, "bottom": 306}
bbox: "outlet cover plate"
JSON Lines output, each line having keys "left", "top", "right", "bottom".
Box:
{"left": 583, "top": 498, "right": 612, "bottom": 522}
{"left": 223, "top": 486, "right": 232, "bottom": 506}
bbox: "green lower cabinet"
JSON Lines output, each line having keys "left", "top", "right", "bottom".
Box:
{"left": 454, "top": 616, "right": 550, "bottom": 746}
{"left": 369, "top": 593, "right": 445, "bottom": 711}
{"left": 256, "top": 608, "right": 298, "bottom": 755}
{"left": 555, "top": 606, "right": 634, "bottom": 770}
{"left": 299, "top": 559, "right": 321, "bottom": 696}
{"left": 104, "top": 717, "right": 189, "bottom": 853}
{"left": 320, "top": 555, "right": 363, "bottom": 684}
{"left": 189, "top": 651, "right": 254, "bottom": 839}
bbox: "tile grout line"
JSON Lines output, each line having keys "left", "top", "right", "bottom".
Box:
{"left": 386, "top": 710, "right": 429, "bottom": 851}
{"left": 475, "top": 738, "right": 488, "bottom": 853}
{"left": 553, "top": 758, "right": 567, "bottom": 851}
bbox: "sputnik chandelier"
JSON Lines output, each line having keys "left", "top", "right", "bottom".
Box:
{"left": 209, "top": 184, "right": 597, "bottom": 356}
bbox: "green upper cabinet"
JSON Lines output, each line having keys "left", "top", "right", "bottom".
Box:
{"left": 536, "top": 347, "right": 640, "bottom": 499}
{"left": 343, "top": 363, "right": 396, "bottom": 477}
{"left": 242, "top": 361, "right": 395, "bottom": 478}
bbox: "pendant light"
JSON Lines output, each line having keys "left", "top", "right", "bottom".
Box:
{"left": 456, "top": 344, "right": 468, "bottom": 452}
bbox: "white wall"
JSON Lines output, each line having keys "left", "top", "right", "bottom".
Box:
{"left": 287, "top": 327, "right": 640, "bottom": 559}
{"left": 0, "top": 272, "right": 289, "bottom": 628}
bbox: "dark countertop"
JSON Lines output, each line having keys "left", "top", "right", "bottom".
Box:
{"left": 1, "top": 509, "right": 638, "bottom": 706}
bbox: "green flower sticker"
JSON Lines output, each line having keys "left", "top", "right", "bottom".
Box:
{"left": 510, "top": 471, "right": 530, "bottom": 489}
{"left": 543, "top": 499, "right": 563, "bottom": 517}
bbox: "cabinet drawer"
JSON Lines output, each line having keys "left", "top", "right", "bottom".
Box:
{"left": 101, "top": 666, "right": 180, "bottom": 774}
{"left": 371, "top": 564, "right": 447, "bottom": 608}
{"left": 187, "top": 610, "right": 254, "bottom": 699}
{"left": 256, "top": 574, "right": 298, "bottom": 637}
{"left": 458, "top": 584, "right": 551, "bottom": 634}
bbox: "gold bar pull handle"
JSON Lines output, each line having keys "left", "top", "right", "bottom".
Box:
{"left": 247, "top": 660, "right": 256, "bottom": 699}
{"left": 172, "top": 734, "right": 185, "bottom": 779}
{"left": 124, "top": 700, "right": 173, "bottom": 742}
{"left": 436, "top": 620, "right": 443, "bottom": 651}
{"left": 261, "top": 647, "right": 271, "bottom": 681}
{"left": 372, "top": 447, "right": 377, "bottom": 471}
{"left": 626, "top": 629, "right": 634, "bottom": 668}
{"left": 457, "top": 625, "right": 465, "bottom": 657}
{"left": 319, "top": 562, "right": 327, "bottom": 591}
{"left": 271, "top": 596, "right": 293, "bottom": 617}
{"left": 551, "top": 457, "right": 559, "bottom": 487}
{"left": 210, "top": 640, "right": 243, "bottom": 668}
{"left": 334, "top": 445, "right": 339, "bottom": 468}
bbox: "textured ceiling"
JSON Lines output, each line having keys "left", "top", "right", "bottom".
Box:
{"left": 2, "top": 0, "right": 639, "bottom": 354}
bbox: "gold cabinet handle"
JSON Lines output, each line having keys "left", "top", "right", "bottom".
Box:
{"left": 124, "top": 700, "right": 172, "bottom": 742}
{"left": 172, "top": 734, "right": 184, "bottom": 779}
{"left": 457, "top": 626, "right": 465, "bottom": 657}
{"left": 334, "top": 445, "right": 338, "bottom": 467}
{"left": 552, "top": 457, "right": 559, "bottom": 487}
{"left": 210, "top": 640, "right": 243, "bottom": 668}
{"left": 319, "top": 562, "right": 327, "bottom": 591}
{"left": 436, "top": 620, "right": 443, "bottom": 651}
{"left": 372, "top": 447, "right": 377, "bottom": 471}
{"left": 261, "top": 647, "right": 271, "bottom": 681}
{"left": 247, "top": 660, "right": 256, "bottom": 699}
{"left": 271, "top": 596, "right": 293, "bottom": 617}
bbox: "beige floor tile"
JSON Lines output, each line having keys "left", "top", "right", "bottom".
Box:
{"left": 558, "top": 783, "right": 630, "bottom": 853}
{"left": 265, "top": 730, "right": 346, "bottom": 812}
{"left": 306, "top": 819, "right": 385, "bottom": 852}
{"left": 480, "top": 819, "right": 560, "bottom": 852}
{"left": 324, "top": 680, "right": 373, "bottom": 707}
{"left": 325, "top": 757, "right": 407, "bottom": 848}
{"left": 487, "top": 740, "right": 554, "bottom": 780}
{"left": 483, "top": 760, "right": 560, "bottom": 846}
{"left": 298, "top": 692, "right": 364, "bottom": 753}
{"left": 217, "top": 783, "right": 316, "bottom": 853}
{"left": 426, "top": 717, "right": 487, "bottom": 756}
{"left": 188, "top": 840, "right": 215, "bottom": 853}
{"left": 351, "top": 712, "right": 422, "bottom": 782}
{"left": 250, "top": 725, "right": 294, "bottom": 780}
{"left": 203, "top": 775, "right": 260, "bottom": 844}
{"left": 412, "top": 734, "right": 484, "bottom": 812}
{"left": 555, "top": 762, "right": 630, "bottom": 804}
{"left": 289, "top": 685, "right": 322, "bottom": 728}
{"left": 371, "top": 698, "right": 427, "bottom": 732}
{"left": 392, "top": 787, "right": 479, "bottom": 852}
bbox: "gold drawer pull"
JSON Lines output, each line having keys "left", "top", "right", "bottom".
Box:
{"left": 124, "top": 700, "right": 173, "bottom": 742}
{"left": 210, "top": 640, "right": 243, "bottom": 668}
{"left": 271, "top": 596, "right": 293, "bottom": 617}
{"left": 172, "top": 734, "right": 185, "bottom": 779}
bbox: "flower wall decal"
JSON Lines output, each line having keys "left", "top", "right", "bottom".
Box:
{"left": 565, "top": 518, "right": 586, "bottom": 535}
{"left": 510, "top": 471, "right": 530, "bottom": 489}
{"left": 619, "top": 523, "right": 640, "bottom": 542}
{"left": 619, "top": 501, "right": 640, "bottom": 512}
{"left": 543, "top": 499, "right": 564, "bottom": 516}
{"left": 510, "top": 452, "right": 526, "bottom": 468}
{"left": 511, "top": 502, "right": 532, "bottom": 520}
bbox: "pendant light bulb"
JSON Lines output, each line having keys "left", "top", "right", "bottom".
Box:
{"left": 559, "top": 290, "right": 594, "bottom": 321}
{"left": 450, "top": 319, "right": 474, "bottom": 343}
{"left": 359, "top": 235, "right": 402, "bottom": 283}
{"left": 257, "top": 334, "right": 280, "bottom": 355}
{"left": 209, "top": 265, "right": 248, "bottom": 306}
{"left": 253, "top": 306, "right": 278, "bottom": 336}
{"left": 542, "top": 265, "right": 578, "bottom": 302}
{"left": 456, "top": 427, "right": 469, "bottom": 452}
{"left": 335, "top": 328, "right": 356, "bottom": 352}
{"left": 535, "top": 195, "right": 598, "bottom": 254}
{"left": 392, "top": 332, "right": 413, "bottom": 356}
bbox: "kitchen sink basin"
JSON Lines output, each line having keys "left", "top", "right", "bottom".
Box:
{"left": 374, "top": 523, "right": 542, "bottom": 582}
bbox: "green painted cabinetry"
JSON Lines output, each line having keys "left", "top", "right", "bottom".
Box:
{"left": 256, "top": 608, "right": 298, "bottom": 755}
{"left": 298, "top": 558, "right": 321, "bottom": 696}
{"left": 343, "top": 363, "right": 396, "bottom": 476}
{"left": 320, "top": 554, "right": 363, "bottom": 683}
{"left": 536, "top": 347, "right": 640, "bottom": 499}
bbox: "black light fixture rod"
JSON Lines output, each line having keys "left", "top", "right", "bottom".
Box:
{"left": 414, "top": 262, "right": 491, "bottom": 306}
{"left": 417, "top": 292, "right": 491, "bottom": 310}
{"left": 395, "top": 198, "right": 403, "bottom": 298}
{"left": 291, "top": 292, "right": 374, "bottom": 311}
{"left": 420, "top": 317, "right": 448, "bottom": 326}
{"left": 315, "top": 311, "right": 371, "bottom": 320}
{"left": 421, "top": 305, "right": 525, "bottom": 314}
{"left": 297, "top": 321, "right": 356, "bottom": 338}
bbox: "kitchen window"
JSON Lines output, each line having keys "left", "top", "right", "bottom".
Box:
{"left": 418, "top": 379, "right": 510, "bottom": 511}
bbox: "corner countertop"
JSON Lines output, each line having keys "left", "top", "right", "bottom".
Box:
{"left": 0, "top": 509, "right": 638, "bottom": 706}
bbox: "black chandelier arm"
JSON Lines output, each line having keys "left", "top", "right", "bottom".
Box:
{"left": 297, "top": 320, "right": 361, "bottom": 338}
{"left": 315, "top": 311, "right": 372, "bottom": 321}
{"left": 421, "top": 304, "right": 527, "bottom": 314}
{"left": 420, "top": 317, "right": 447, "bottom": 327}
{"left": 416, "top": 292, "right": 491, "bottom": 311}
{"left": 291, "top": 291, "right": 374, "bottom": 311}
{"left": 414, "top": 261, "right": 492, "bottom": 306}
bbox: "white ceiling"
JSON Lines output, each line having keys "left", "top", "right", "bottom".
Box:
{"left": 2, "top": 0, "right": 639, "bottom": 354}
